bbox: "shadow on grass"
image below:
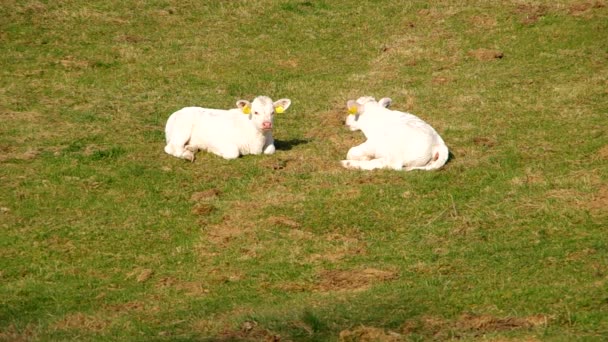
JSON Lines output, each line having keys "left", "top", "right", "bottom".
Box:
{"left": 275, "top": 138, "right": 310, "bottom": 151}
{"left": 447, "top": 151, "right": 455, "bottom": 164}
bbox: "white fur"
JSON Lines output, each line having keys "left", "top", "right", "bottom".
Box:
{"left": 342, "top": 96, "right": 449, "bottom": 171}
{"left": 164, "top": 96, "right": 291, "bottom": 161}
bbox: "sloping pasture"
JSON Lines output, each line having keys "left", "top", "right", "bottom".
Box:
{"left": 1, "top": 1, "right": 607, "bottom": 340}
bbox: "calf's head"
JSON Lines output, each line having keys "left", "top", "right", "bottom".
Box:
{"left": 237, "top": 96, "right": 292, "bottom": 132}
{"left": 345, "top": 96, "right": 392, "bottom": 131}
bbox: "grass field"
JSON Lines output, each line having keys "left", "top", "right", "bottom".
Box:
{"left": 1, "top": 0, "right": 607, "bottom": 341}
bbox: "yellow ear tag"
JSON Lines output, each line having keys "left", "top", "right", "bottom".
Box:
{"left": 348, "top": 105, "right": 358, "bottom": 115}
{"left": 275, "top": 106, "right": 284, "bottom": 114}
{"left": 242, "top": 105, "right": 251, "bottom": 114}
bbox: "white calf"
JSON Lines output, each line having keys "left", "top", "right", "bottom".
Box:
{"left": 341, "top": 96, "right": 449, "bottom": 171}
{"left": 164, "top": 96, "right": 291, "bottom": 161}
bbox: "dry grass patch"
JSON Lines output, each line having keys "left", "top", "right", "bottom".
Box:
{"left": 307, "top": 234, "right": 368, "bottom": 264}
{"left": 52, "top": 312, "right": 113, "bottom": 333}
{"left": 267, "top": 215, "right": 301, "bottom": 229}
{"left": 514, "top": 3, "right": 548, "bottom": 25}
{"left": 568, "top": 0, "right": 606, "bottom": 17}
{"left": 455, "top": 313, "right": 549, "bottom": 332}
{"left": 587, "top": 184, "right": 608, "bottom": 217}
{"left": 274, "top": 267, "right": 396, "bottom": 293}
{"left": 401, "top": 313, "right": 549, "bottom": 340}
{"left": 0, "top": 324, "right": 38, "bottom": 342}
{"left": 190, "top": 188, "right": 221, "bottom": 201}
{"left": 202, "top": 222, "right": 250, "bottom": 248}
{"left": 339, "top": 313, "right": 549, "bottom": 341}
{"left": 156, "top": 277, "right": 210, "bottom": 296}
{"left": 469, "top": 14, "right": 498, "bottom": 29}
{"left": 339, "top": 325, "right": 402, "bottom": 342}
{"left": 468, "top": 48, "right": 504, "bottom": 61}
{"left": 315, "top": 268, "right": 399, "bottom": 292}
{"left": 598, "top": 144, "right": 608, "bottom": 160}
{"left": 216, "top": 320, "right": 281, "bottom": 342}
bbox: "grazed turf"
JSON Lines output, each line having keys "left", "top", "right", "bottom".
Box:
{"left": 1, "top": 0, "right": 607, "bottom": 341}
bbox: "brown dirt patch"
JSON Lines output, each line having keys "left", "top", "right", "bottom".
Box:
{"left": 115, "top": 34, "right": 146, "bottom": 44}
{"left": 191, "top": 189, "right": 219, "bottom": 216}
{"left": 566, "top": 248, "right": 597, "bottom": 261}
{"left": 401, "top": 313, "right": 548, "bottom": 339}
{"left": 52, "top": 312, "right": 112, "bottom": 332}
{"left": 469, "top": 15, "right": 497, "bottom": 28}
{"left": 339, "top": 325, "right": 402, "bottom": 342}
{"left": 315, "top": 268, "right": 398, "bottom": 292}
{"left": 125, "top": 268, "right": 154, "bottom": 283}
{"left": 59, "top": 56, "right": 91, "bottom": 69}
{"left": 514, "top": 4, "right": 548, "bottom": 25}
{"left": 568, "top": 1, "right": 606, "bottom": 17}
{"left": 0, "top": 324, "right": 38, "bottom": 342}
{"left": 598, "top": 144, "right": 608, "bottom": 160}
{"left": 401, "top": 315, "right": 449, "bottom": 338}
{"left": 191, "top": 203, "right": 215, "bottom": 216}
{"left": 468, "top": 48, "right": 504, "bottom": 61}
{"left": 191, "top": 188, "right": 220, "bottom": 201}
{"left": 473, "top": 136, "right": 496, "bottom": 148}
{"left": 308, "top": 232, "right": 368, "bottom": 263}
{"left": 431, "top": 76, "right": 451, "bottom": 85}
{"left": 277, "top": 58, "right": 299, "bottom": 68}
{"left": 588, "top": 184, "right": 608, "bottom": 216}
{"left": 260, "top": 157, "right": 293, "bottom": 171}
{"left": 456, "top": 313, "right": 548, "bottom": 332}
{"left": 268, "top": 215, "right": 300, "bottom": 228}
{"left": 156, "top": 277, "right": 210, "bottom": 296}
{"left": 510, "top": 169, "right": 546, "bottom": 186}
{"left": 204, "top": 223, "right": 247, "bottom": 247}
{"left": 217, "top": 321, "right": 281, "bottom": 342}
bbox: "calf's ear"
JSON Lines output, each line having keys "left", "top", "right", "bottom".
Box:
{"left": 237, "top": 100, "right": 251, "bottom": 114}
{"left": 378, "top": 97, "right": 392, "bottom": 108}
{"left": 273, "top": 99, "right": 291, "bottom": 114}
{"left": 346, "top": 100, "right": 361, "bottom": 115}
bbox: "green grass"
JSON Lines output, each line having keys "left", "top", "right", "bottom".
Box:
{"left": 1, "top": 0, "right": 607, "bottom": 341}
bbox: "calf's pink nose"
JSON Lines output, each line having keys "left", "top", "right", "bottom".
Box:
{"left": 262, "top": 122, "right": 272, "bottom": 130}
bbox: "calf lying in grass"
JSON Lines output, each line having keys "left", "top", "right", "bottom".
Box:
{"left": 342, "top": 96, "right": 449, "bottom": 171}
{"left": 164, "top": 96, "right": 291, "bottom": 161}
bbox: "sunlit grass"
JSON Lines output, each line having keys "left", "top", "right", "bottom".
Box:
{"left": 1, "top": 0, "right": 607, "bottom": 340}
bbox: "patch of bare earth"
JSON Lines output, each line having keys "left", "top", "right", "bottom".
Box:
{"left": 190, "top": 188, "right": 219, "bottom": 217}
{"left": 268, "top": 215, "right": 301, "bottom": 228}
{"left": 203, "top": 222, "right": 249, "bottom": 247}
{"left": 156, "top": 276, "right": 210, "bottom": 296}
{"left": 598, "top": 144, "right": 608, "bottom": 160}
{"left": 0, "top": 324, "right": 38, "bottom": 342}
{"left": 339, "top": 325, "right": 402, "bottom": 342}
{"left": 587, "top": 184, "right": 608, "bottom": 217}
{"left": 275, "top": 266, "right": 396, "bottom": 293}
{"left": 468, "top": 48, "right": 504, "bottom": 61}
{"left": 469, "top": 14, "right": 497, "bottom": 28}
{"left": 216, "top": 321, "right": 281, "bottom": 342}
{"left": 52, "top": 312, "right": 112, "bottom": 332}
{"left": 456, "top": 313, "right": 548, "bottom": 332}
{"left": 514, "top": 4, "right": 548, "bottom": 25}
{"left": 191, "top": 188, "right": 220, "bottom": 201}
{"left": 315, "top": 268, "right": 398, "bottom": 292}
{"left": 568, "top": 0, "right": 606, "bottom": 17}
{"left": 59, "top": 56, "right": 91, "bottom": 70}
{"left": 401, "top": 313, "right": 549, "bottom": 339}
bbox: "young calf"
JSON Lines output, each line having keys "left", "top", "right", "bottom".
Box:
{"left": 342, "top": 96, "right": 449, "bottom": 171}
{"left": 164, "top": 96, "right": 291, "bottom": 161}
